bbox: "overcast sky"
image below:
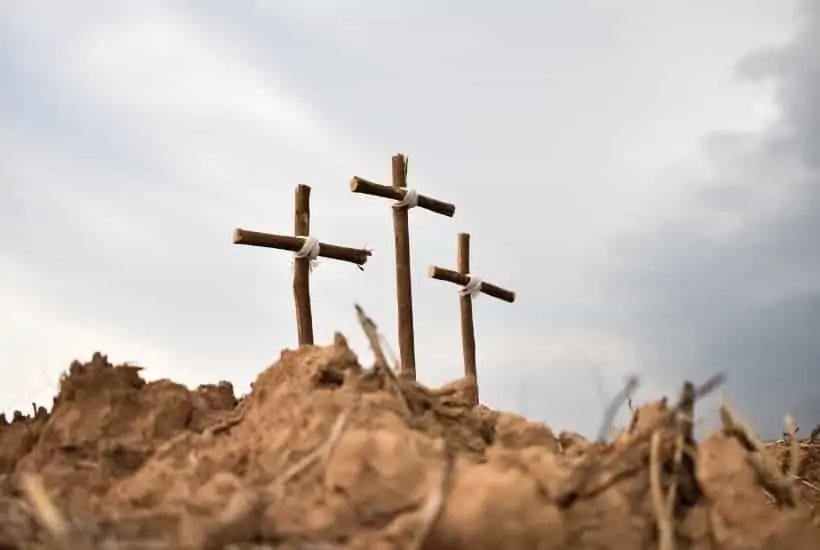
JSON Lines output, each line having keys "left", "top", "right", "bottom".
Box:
{"left": 2, "top": 0, "right": 817, "bottom": 438}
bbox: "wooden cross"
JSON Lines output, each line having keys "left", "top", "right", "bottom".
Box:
{"left": 233, "top": 184, "right": 372, "bottom": 347}
{"left": 350, "top": 154, "right": 456, "bottom": 380}
{"left": 428, "top": 232, "right": 516, "bottom": 404}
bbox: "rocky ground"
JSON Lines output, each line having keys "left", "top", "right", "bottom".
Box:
{"left": 0, "top": 334, "right": 817, "bottom": 549}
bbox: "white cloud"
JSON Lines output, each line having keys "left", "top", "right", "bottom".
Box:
{"left": 0, "top": 272, "right": 184, "bottom": 415}
{"left": 73, "top": 16, "right": 348, "bottom": 160}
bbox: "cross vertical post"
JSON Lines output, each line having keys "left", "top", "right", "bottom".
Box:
{"left": 428, "top": 232, "right": 516, "bottom": 403}
{"left": 391, "top": 155, "right": 416, "bottom": 380}
{"left": 233, "top": 184, "right": 372, "bottom": 347}
{"left": 293, "top": 184, "right": 313, "bottom": 345}
{"left": 457, "top": 233, "right": 477, "bottom": 383}
{"left": 350, "top": 155, "right": 456, "bottom": 380}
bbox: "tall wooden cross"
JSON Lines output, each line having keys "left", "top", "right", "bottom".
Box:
{"left": 233, "top": 184, "right": 372, "bottom": 347}
{"left": 350, "top": 154, "right": 456, "bottom": 380}
{"left": 428, "top": 232, "right": 516, "bottom": 404}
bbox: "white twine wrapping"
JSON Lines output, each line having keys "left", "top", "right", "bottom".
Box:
{"left": 294, "top": 235, "right": 320, "bottom": 270}
{"left": 393, "top": 188, "right": 419, "bottom": 209}
{"left": 459, "top": 275, "right": 483, "bottom": 299}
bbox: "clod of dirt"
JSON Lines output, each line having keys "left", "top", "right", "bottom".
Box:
{"left": 764, "top": 436, "right": 820, "bottom": 527}
{"left": 0, "top": 340, "right": 817, "bottom": 549}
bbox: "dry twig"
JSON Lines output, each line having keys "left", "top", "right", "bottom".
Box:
{"left": 199, "top": 490, "right": 266, "bottom": 550}
{"left": 785, "top": 414, "right": 800, "bottom": 477}
{"left": 409, "top": 453, "right": 455, "bottom": 550}
{"left": 719, "top": 399, "right": 766, "bottom": 453}
{"left": 20, "top": 473, "right": 73, "bottom": 549}
{"left": 557, "top": 373, "right": 726, "bottom": 507}
{"left": 596, "top": 374, "right": 639, "bottom": 443}
{"left": 796, "top": 476, "right": 820, "bottom": 494}
{"left": 355, "top": 303, "right": 389, "bottom": 371}
{"left": 720, "top": 401, "right": 796, "bottom": 507}
{"left": 747, "top": 452, "right": 797, "bottom": 507}
{"left": 20, "top": 473, "right": 68, "bottom": 537}
{"left": 665, "top": 432, "right": 685, "bottom": 513}
{"left": 355, "top": 304, "right": 412, "bottom": 418}
{"left": 668, "top": 381, "right": 699, "bottom": 507}
{"left": 650, "top": 431, "right": 676, "bottom": 550}
{"left": 275, "top": 413, "right": 348, "bottom": 488}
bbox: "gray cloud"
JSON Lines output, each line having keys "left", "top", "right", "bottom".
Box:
{"left": 602, "top": 3, "right": 820, "bottom": 437}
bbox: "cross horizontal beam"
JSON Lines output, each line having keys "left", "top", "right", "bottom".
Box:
{"left": 233, "top": 228, "right": 372, "bottom": 266}
{"left": 427, "top": 266, "right": 516, "bottom": 303}
{"left": 350, "top": 177, "right": 456, "bottom": 217}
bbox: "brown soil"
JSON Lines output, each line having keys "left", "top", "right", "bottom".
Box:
{"left": 0, "top": 334, "right": 818, "bottom": 549}
{"left": 764, "top": 437, "right": 820, "bottom": 525}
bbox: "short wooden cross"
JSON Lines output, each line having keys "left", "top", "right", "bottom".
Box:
{"left": 233, "top": 184, "right": 372, "bottom": 347}
{"left": 350, "top": 154, "right": 456, "bottom": 380}
{"left": 428, "top": 232, "right": 516, "bottom": 404}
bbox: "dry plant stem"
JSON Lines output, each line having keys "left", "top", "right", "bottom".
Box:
{"left": 797, "top": 477, "right": 820, "bottom": 493}
{"left": 380, "top": 366, "right": 413, "bottom": 419}
{"left": 650, "top": 432, "right": 677, "bottom": 550}
{"left": 668, "top": 381, "right": 696, "bottom": 508}
{"left": 562, "top": 375, "right": 642, "bottom": 504}
{"left": 379, "top": 333, "right": 399, "bottom": 372}
{"left": 747, "top": 453, "right": 797, "bottom": 506}
{"left": 666, "top": 433, "right": 684, "bottom": 513}
{"left": 718, "top": 400, "right": 764, "bottom": 453}
{"left": 20, "top": 473, "right": 70, "bottom": 541}
{"left": 350, "top": 155, "right": 456, "bottom": 380}
{"left": 693, "top": 373, "right": 726, "bottom": 400}
{"left": 354, "top": 304, "right": 412, "bottom": 418}
{"left": 409, "top": 454, "right": 455, "bottom": 550}
{"left": 720, "top": 401, "right": 797, "bottom": 507}
{"left": 677, "top": 382, "right": 695, "bottom": 445}
{"left": 275, "top": 414, "right": 348, "bottom": 488}
{"left": 559, "top": 373, "right": 726, "bottom": 507}
{"left": 719, "top": 399, "right": 767, "bottom": 453}
{"left": 786, "top": 414, "right": 799, "bottom": 477}
{"left": 596, "top": 375, "right": 640, "bottom": 443}
{"left": 200, "top": 490, "right": 265, "bottom": 550}
{"left": 207, "top": 408, "right": 246, "bottom": 437}
{"left": 354, "top": 303, "right": 389, "bottom": 370}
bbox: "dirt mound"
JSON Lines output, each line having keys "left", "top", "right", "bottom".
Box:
{"left": 764, "top": 436, "right": 820, "bottom": 525}
{"left": 0, "top": 337, "right": 818, "bottom": 549}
